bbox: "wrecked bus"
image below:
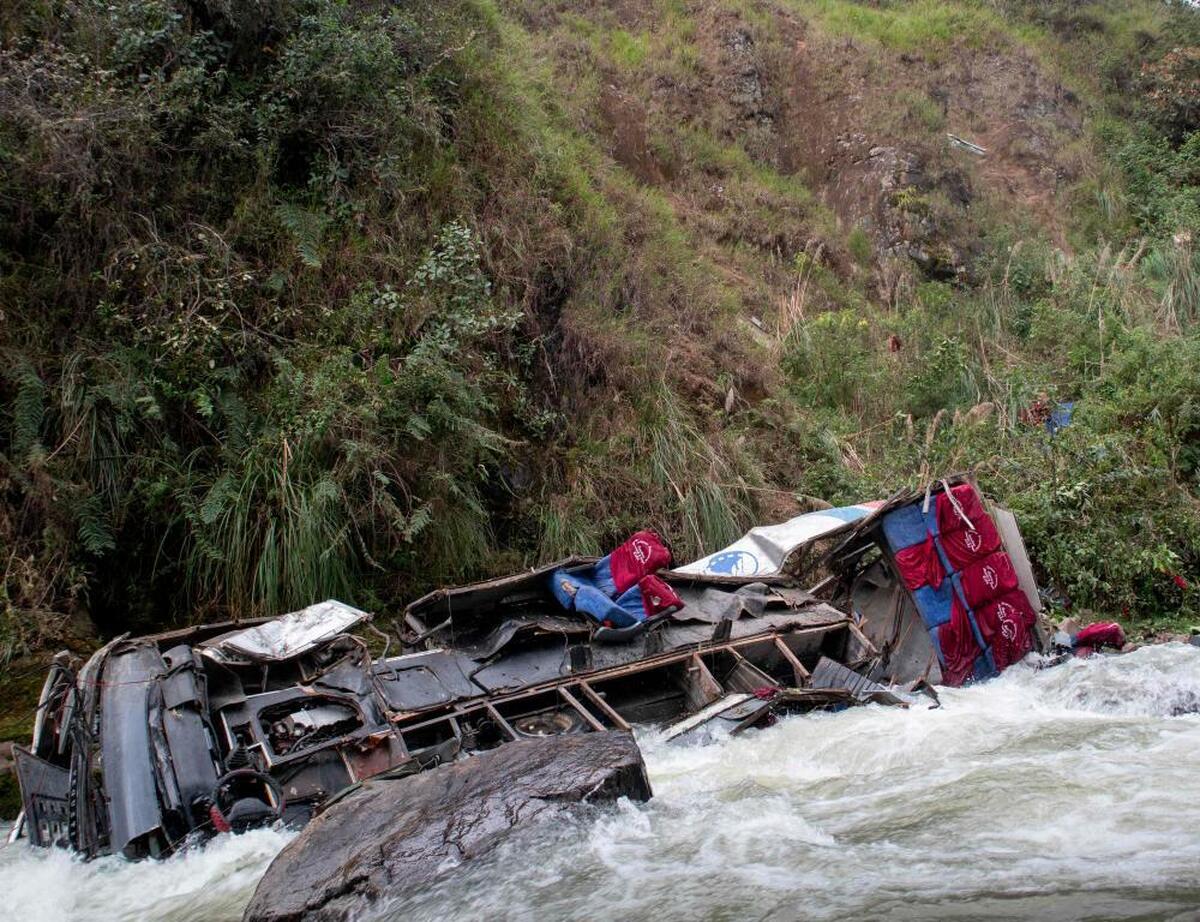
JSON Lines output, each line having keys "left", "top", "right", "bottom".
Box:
{"left": 11, "top": 476, "right": 1045, "bottom": 859}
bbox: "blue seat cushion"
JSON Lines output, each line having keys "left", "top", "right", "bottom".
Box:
{"left": 913, "top": 583, "right": 954, "bottom": 629}
{"left": 881, "top": 503, "right": 929, "bottom": 551}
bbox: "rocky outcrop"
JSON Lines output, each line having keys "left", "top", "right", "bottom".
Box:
{"left": 243, "top": 731, "right": 652, "bottom": 922}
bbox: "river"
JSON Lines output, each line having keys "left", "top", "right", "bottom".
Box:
{"left": 3, "top": 643, "right": 1199, "bottom": 922}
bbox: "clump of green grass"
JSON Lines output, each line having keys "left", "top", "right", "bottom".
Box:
{"left": 847, "top": 225, "right": 873, "bottom": 266}
{"left": 797, "top": 0, "right": 1022, "bottom": 57}
{"left": 895, "top": 88, "right": 946, "bottom": 132}
{"left": 610, "top": 29, "right": 650, "bottom": 69}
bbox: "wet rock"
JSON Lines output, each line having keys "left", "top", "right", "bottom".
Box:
{"left": 243, "top": 731, "right": 651, "bottom": 922}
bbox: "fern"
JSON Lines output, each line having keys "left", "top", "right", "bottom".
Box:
{"left": 3, "top": 354, "right": 46, "bottom": 457}
{"left": 276, "top": 202, "right": 331, "bottom": 268}
{"left": 78, "top": 495, "right": 116, "bottom": 555}
{"left": 200, "top": 473, "right": 234, "bottom": 526}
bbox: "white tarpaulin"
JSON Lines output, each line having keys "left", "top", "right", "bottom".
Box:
{"left": 678, "top": 502, "right": 883, "bottom": 577}
{"left": 201, "top": 599, "right": 368, "bottom": 663}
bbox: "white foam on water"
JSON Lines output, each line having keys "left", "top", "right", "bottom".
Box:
{"left": 0, "top": 825, "right": 294, "bottom": 922}
{"left": 4, "top": 643, "right": 1199, "bottom": 922}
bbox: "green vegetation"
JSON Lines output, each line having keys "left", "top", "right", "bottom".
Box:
{"left": 1, "top": 0, "right": 1198, "bottom": 666}
{"left": 800, "top": 0, "right": 1029, "bottom": 57}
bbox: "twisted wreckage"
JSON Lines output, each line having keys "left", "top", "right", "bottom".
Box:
{"left": 12, "top": 478, "right": 1048, "bottom": 895}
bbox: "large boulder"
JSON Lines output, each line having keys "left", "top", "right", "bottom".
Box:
{"left": 243, "top": 731, "right": 652, "bottom": 922}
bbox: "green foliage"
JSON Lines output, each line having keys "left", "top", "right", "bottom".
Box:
{"left": 2, "top": 355, "right": 45, "bottom": 459}
{"left": 609, "top": 29, "right": 649, "bottom": 70}
{"left": 0, "top": 0, "right": 547, "bottom": 637}
{"left": 635, "top": 383, "right": 756, "bottom": 559}
{"left": 903, "top": 336, "right": 977, "bottom": 418}
{"left": 167, "top": 221, "right": 519, "bottom": 615}
{"left": 993, "top": 332, "right": 1200, "bottom": 621}
{"left": 895, "top": 88, "right": 946, "bottom": 133}
{"left": 802, "top": 0, "right": 1018, "bottom": 57}
{"left": 847, "top": 226, "right": 873, "bottom": 266}
{"left": 1115, "top": 131, "right": 1200, "bottom": 234}
{"left": 782, "top": 310, "right": 879, "bottom": 413}
{"left": 277, "top": 203, "right": 332, "bottom": 268}
{"left": 1140, "top": 45, "right": 1200, "bottom": 143}
{"left": 2, "top": 0, "right": 1200, "bottom": 657}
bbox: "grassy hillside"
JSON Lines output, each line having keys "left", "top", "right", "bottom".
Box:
{"left": 1, "top": 0, "right": 1198, "bottom": 660}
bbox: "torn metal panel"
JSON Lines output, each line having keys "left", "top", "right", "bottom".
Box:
{"left": 372, "top": 651, "right": 480, "bottom": 711}
{"left": 662, "top": 694, "right": 754, "bottom": 743}
{"left": 101, "top": 644, "right": 167, "bottom": 856}
{"left": 992, "top": 505, "right": 1043, "bottom": 616}
{"left": 457, "top": 615, "right": 591, "bottom": 660}
{"left": 404, "top": 557, "right": 596, "bottom": 633}
{"left": 201, "top": 600, "right": 368, "bottom": 664}
{"left": 810, "top": 656, "right": 910, "bottom": 706}
{"left": 671, "top": 582, "right": 817, "bottom": 623}
{"left": 12, "top": 748, "right": 71, "bottom": 848}
{"left": 676, "top": 502, "right": 884, "bottom": 577}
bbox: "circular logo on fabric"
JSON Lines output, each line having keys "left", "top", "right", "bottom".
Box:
{"left": 632, "top": 537, "right": 654, "bottom": 564}
{"left": 997, "top": 601, "right": 1018, "bottom": 641}
{"left": 707, "top": 550, "right": 760, "bottom": 576}
{"left": 983, "top": 565, "right": 998, "bottom": 590}
{"left": 965, "top": 530, "right": 982, "bottom": 552}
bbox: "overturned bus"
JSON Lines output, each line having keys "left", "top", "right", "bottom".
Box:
{"left": 11, "top": 475, "right": 1045, "bottom": 859}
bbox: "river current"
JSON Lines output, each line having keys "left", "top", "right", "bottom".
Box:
{"left": 3, "top": 643, "right": 1199, "bottom": 922}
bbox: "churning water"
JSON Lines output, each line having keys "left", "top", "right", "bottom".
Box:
{"left": 3, "top": 643, "right": 1199, "bottom": 922}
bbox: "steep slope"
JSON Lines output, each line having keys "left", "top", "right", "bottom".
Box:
{"left": 0, "top": 0, "right": 1197, "bottom": 656}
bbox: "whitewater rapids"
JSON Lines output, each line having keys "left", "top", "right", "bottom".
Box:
{"left": 3, "top": 643, "right": 1199, "bottom": 922}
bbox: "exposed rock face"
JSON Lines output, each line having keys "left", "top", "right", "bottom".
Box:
{"left": 243, "top": 731, "right": 652, "bottom": 922}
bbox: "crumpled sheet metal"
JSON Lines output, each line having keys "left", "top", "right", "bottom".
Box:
{"left": 676, "top": 503, "right": 884, "bottom": 577}
{"left": 200, "top": 599, "right": 368, "bottom": 664}
{"left": 673, "top": 582, "right": 815, "bottom": 624}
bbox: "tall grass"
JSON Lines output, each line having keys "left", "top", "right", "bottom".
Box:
{"left": 637, "top": 383, "right": 755, "bottom": 558}
{"left": 180, "top": 443, "right": 355, "bottom": 618}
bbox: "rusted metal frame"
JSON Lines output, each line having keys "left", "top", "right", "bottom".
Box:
{"left": 391, "top": 710, "right": 462, "bottom": 750}
{"left": 482, "top": 702, "right": 518, "bottom": 741}
{"left": 570, "top": 620, "right": 846, "bottom": 686}
{"left": 772, "top": 636, "right": 810, "bottom": 686}
{"left": 337, "top": 730, "right": 397, "bottom": 783}
{"left": 577, "top": 681, "right": 632, "bottom": 731}
{"left": 243, "top": 717, "right": 380, "bottom": 771}
{"left": 847, "top": 620, "right": 879, "bottom": 658}
{"left": 385, "top": 621, "right": 849, "bottom": 726}
{"left": 682, "top": 654, "right": 725, "bottom": 709}
{"left": 721, "top": 647, "right": 781, "bottom": 695}
{"left": 802, "top": 488, "right": 908, "bottom": 591}
{"left": 557, "top": 686, "right": 606, "bottom": 732}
